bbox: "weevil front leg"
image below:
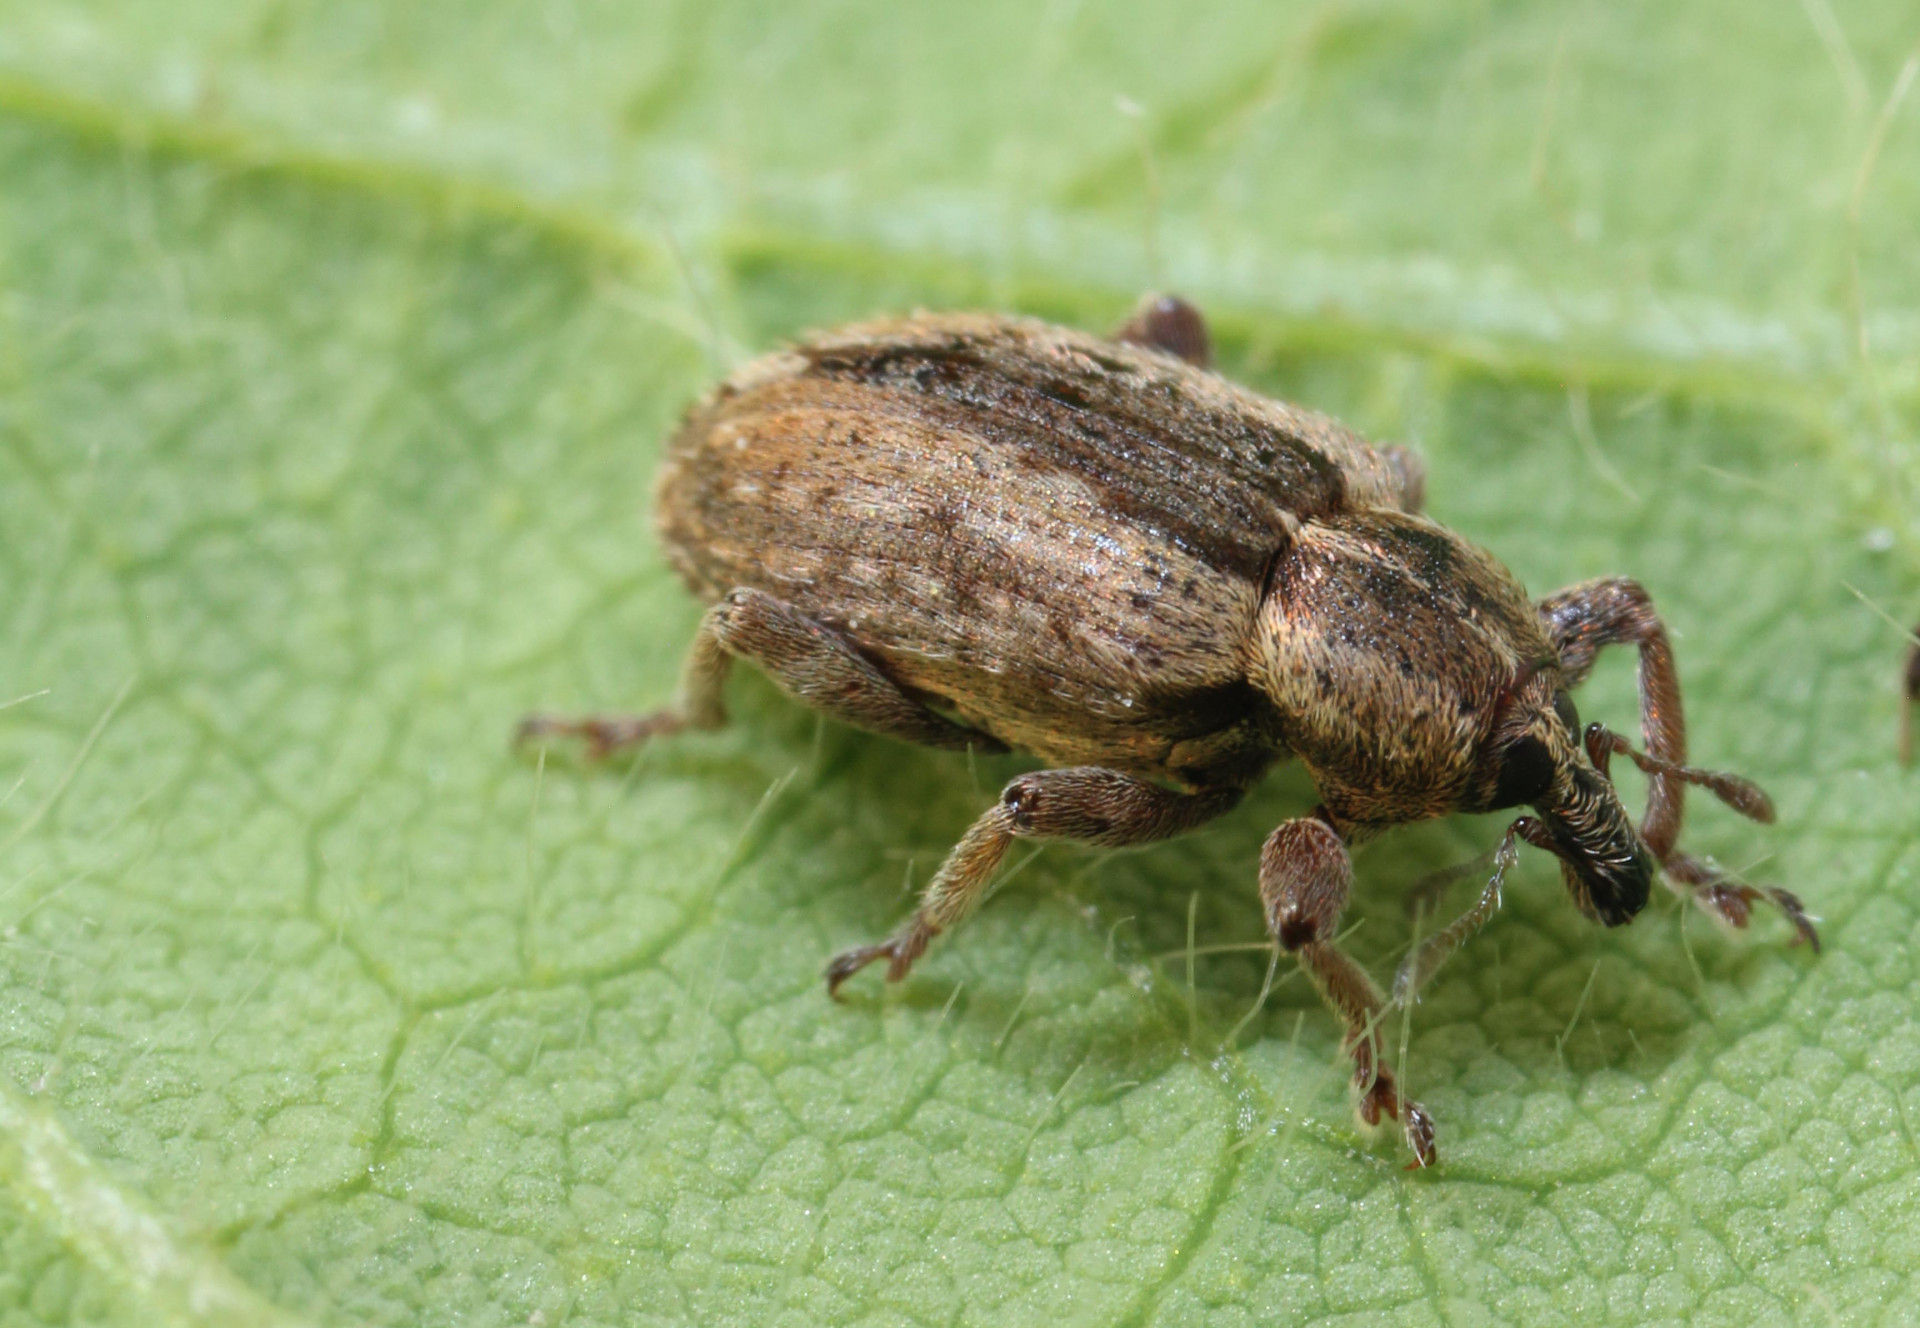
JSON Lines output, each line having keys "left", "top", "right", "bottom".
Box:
{"left": 518, "top": 586, "right": 1004, "bottom": 759}
{"left": 1580, "top": 719, "right": 1815, "bottom": 945}
{"left": 826, "top": 768, "right": 1243, "bottom": 992}
{"left": 1539, "top": 579, "right": 1817, "bottom": 948}
{"left": 1395, "top": 821, "right": 1527, "bottom": 1004}
{"left": 1537, "top": 578, "right": 1694, "bottom": 859}
{"left": 1261, "top": 814, "right": 1436, "bottom": 1168}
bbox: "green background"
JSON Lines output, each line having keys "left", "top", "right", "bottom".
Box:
{"left": 2, "top": 2, "right": 1917, "bottom": 1324}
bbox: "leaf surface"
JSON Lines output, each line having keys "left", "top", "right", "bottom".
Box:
{"left": 1, "top": 4, "right": 1917, "bottom": 1325}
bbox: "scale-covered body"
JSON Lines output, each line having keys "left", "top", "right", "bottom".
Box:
{"left": 523, "top": 301, "right": 1808, "bottom": 1169}
{"left": 655, "top": 312, "right": 1485, "bottom": 797}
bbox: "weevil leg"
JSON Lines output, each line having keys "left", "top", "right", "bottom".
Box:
{"left": 1402, "top": 843, "right": 1498, "bottom": 919}
{"left": 1544, "top": 590, "right": 1819, "bottom": 948}
{"left": 517, "top": 606, "right": 732, "bottom": 759}
{"left": 1583, "top": 722, "right": 1775, "bottom": 824}
{"left": 1394, "top": 821, "right": 1525, "bottom": 1005}
{"left": 826, "top": 767, "right": 1243, "bottom": 992}
{"left": 1261, "top": 813, "right": 1435, "bottom": 1168}
{"left": 518, "top": 587, "right": 1005, "bottom": 759}
{"left": 1114, "top": 294, "right": 1213, "bottom": 368}
{"left": 1662, "top": 851, "right": 1821, "bottom": 952}
{"left": 1536, "top": 578, "right": 1695, "bottom": 860}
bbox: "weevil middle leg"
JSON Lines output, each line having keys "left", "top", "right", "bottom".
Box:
{"left": 1536, "top": 577, "right": 1693, "bottom": 859}
{"left": 826, "top": 767, "right": 1243, "bottom": 992}
{"left": 1261, "top": 812, "right": 1436, "bottom": 1167}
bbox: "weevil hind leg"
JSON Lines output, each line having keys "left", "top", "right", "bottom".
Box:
{"left": 518, "top": 586, "right": 1004, "bottom": 761}
{"left": 517, "top": 608, "right": 732, "bottom": 760}
{"left": 827, "top": 767, "right": 1243, "bottom": 994}
{"left": 1536, "top": 578, "right": 1694, "bottom": 860}
{"left": 1261, "top": 814, "right": 1436, "bottom": 1168}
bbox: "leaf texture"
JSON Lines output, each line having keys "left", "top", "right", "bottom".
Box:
{"left": 1, "top": 4, "right": 1917, "bottom": 1325}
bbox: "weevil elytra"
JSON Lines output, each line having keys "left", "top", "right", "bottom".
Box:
{"left": 519, "top": 295, "right": 1819, "bottom": 1167}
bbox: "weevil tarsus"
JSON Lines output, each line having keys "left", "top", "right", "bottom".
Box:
{"left": 1662, "top": 851, "right": 1821, "bottom": 951}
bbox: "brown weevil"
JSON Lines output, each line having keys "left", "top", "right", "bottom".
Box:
{"left": 519, "top": 295, "right": 1819, "bottom": 1167}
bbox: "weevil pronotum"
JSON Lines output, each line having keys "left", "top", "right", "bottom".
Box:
{"left": 519, "top": 295, "right": 1819, "bottom": 1167}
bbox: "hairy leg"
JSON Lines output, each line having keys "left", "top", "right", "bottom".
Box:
{"left": 1395, "top": 821, "right": 1526, "bottom": 1004}
{"left": 1261, "top": 813, "right": 1435, "bottom": 1168}
{"left": 1584, "top": 722, "right": 1817, "bottom": 948}
{"left": 1403, "top": 844, "right": 1499, "bottom": 920}
{"left": 518, "top": 586, "right": 1003, "bottom": 758}
{"left": 1537, "top": 578, "right": 1691, "bottom": 858}
{"left": 1662, "top": 851, "right": 1820, "bottom": 950}
{"left": 827, "top": 767, "right": 1243, "bottom": 992}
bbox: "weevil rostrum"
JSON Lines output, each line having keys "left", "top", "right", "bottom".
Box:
{"left": 519, "top": 296, "right": 1819, "bottom": 1167}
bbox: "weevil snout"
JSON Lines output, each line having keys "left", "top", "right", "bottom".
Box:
{"left": 1477, "top": 681, "right": 1655, "bottom": 927}
{"left": 1529, "top": 763, "right": 1657, "bottom": 926}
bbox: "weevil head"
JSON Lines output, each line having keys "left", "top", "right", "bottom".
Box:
{"left": 1250, "top": 507, "right": 1652, "bottom": 925}
{"left": 1465, "top": 669, "right": 1655, "bottom": 926}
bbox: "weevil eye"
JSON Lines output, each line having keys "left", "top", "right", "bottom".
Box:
{"left": 1491, "top": 733, "right": 1556, "bottom": 809}
{"left": 1552, "top": 690, "right": 1580, "bottom": 740}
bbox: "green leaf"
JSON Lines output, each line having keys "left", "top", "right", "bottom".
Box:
{"left": 2, "top": 4, "right": 1917, "bottom": 1325}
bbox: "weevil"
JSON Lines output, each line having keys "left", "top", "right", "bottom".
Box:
{"left": 519, "top": 295, "right": 1819, "bottom": 1167}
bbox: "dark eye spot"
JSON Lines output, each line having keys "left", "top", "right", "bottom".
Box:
{"left": 1552, "top": 690, "right": 1581, "bottom": 740}
{"left": 1493, "top": 734, "right": 1556, "bottom": 809}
